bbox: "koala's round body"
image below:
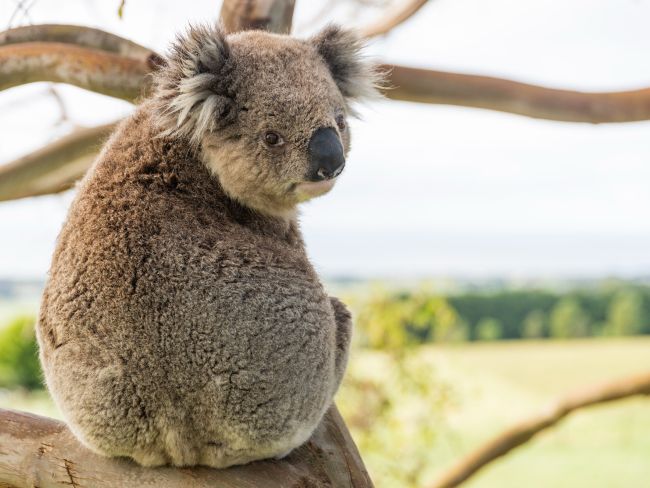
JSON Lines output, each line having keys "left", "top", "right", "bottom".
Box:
{"left": 38, "top": 108, "right": 350, "bottom": 467}
{"left": 37, "top": 25, "right": 377, "bottom": 468}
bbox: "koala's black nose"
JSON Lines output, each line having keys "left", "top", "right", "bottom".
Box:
{"left": 307, "top": 127, "right": 345, "bottom": 181}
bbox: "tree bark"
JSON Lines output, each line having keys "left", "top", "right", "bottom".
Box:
{"left": 4, "top": 40, "right": 650, "bottom": 124}
{"left": 0, "top": 24, "right": 157, "bottom": 63}
{"left": 429, "top": 372, "right": 650, "bottom": 488}
{"left": 385, "top": 64, "right": 650, "bottom": 123}
{"left": 220, "top": 0, "right": 296, "bottom": 34}
{"left": 0, "top": 123, "right": 117, "bottom": 202}
{"left": 0, "top": 406, "right": 373, "bottom": 488}
{"left": 0, "top": 42, "right": 152, "bottom": 101}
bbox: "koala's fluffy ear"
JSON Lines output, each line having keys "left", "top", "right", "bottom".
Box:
{"left": 310, "top": 25, "right": 382, "bottom": 106}
{"left": 152, "top": 23, "right": 236, "bottom": 147}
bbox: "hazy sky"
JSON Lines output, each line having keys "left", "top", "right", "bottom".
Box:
{"left": 1, "top": 0, "right": 649, "bottom": 279}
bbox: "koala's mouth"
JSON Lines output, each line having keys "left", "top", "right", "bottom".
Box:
{"left": 293, "top": 178, "right": 337, "bottom": 200}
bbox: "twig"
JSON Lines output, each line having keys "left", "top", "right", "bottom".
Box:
{"left": 360, "top": 0, "right": 430, "bottom": 38}
{"left": 6, "top": 0, "right": 37, "bottom": 29}
{"left": 47, "top": 84, "right": 69, "bottom": 125}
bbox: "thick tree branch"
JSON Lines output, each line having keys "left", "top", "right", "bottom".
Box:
{"left": 0, "top": 42, "right": 152, "bottom": 101}
{"left": 360, "top": 0, "right": 430, "bottom": 38}
{"left": 0, "top": 123, "right": 117, "bottom": 201}
{"left": 385, "top": 65, "right": 650, "bottom": 123}
{"left": 0, "top": 24, "right": 158, "bottom": 64}
{"left": 5, "top": 62, "right": 650, "bottom": 201}
{"left": 2, "top": 23, "right": 650, "bottom": 124}
{"left": 3, "top": 16, "right": 650, "bottom": 202}
{"left": 430, "top": 372, "right": 650, "bottom": 488}
{"left": 0, "top": 406, "right": 373, "bottom": 488}
{"left": 220, "top": 0, "right": 296, "bottom": 34}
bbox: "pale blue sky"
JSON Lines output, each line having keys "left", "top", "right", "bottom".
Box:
{"left": 1, "top": 0, "right": 649, "bottom": 279}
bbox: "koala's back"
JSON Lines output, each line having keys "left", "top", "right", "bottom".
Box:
{"left": 38, "top": 109, "right": 337, "bottom": 467}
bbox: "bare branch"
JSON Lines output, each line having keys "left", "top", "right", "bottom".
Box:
{"left": 360, "top": 0, "right": 430, "bottom": 38}
{"left": 0, "top": 24, "right": 157, "bottom": 63}
{"left": 2, "top": 23, "right": 650, "bottom": 124}
{"left": 47, "top": 84, "right": 69, "bottom": 124}
{"left": 0, "top": 406, "right": 374, "bottom": 488}
{"left": 220, "top": 0, "right": 296, "bottom": 34}
{"left": 384, "top": 64, "right": 650, "bottom": 123}
{"left": 0, "top": 42, "right": 152, "bottom": 101}
{"left": 6, "top": 0, "right": 37, "bottom": 29}
{"left": 430, "top": 372, "right": 650, "bottom": 488}
{"left": 3, "top": 17, "right": 650, "bottom": 203}
{"left": 0, "top": 122, "right": 117, "bottom": 201}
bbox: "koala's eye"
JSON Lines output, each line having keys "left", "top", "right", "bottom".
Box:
{"left": 336, "top": 115, "right": 347, "bottom": 131}
{"left": 264, "top": 131, "right": 284, "bottom": 147}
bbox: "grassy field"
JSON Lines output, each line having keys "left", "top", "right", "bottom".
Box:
{"left": 339, "top": 338, "right": 650, "bottom": 488}
{"left": 2, "top": 338, "right": 650, "bottom": 487}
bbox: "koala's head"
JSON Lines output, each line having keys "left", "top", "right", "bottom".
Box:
{"left": 152, "top": 23, "right": 380, "bottom": 217}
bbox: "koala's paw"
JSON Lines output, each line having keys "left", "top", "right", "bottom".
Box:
{"left": 329, "top": 296, "right": 352, "bottom": 326}
{"left": 330, "top": 296, "right": 352, "bottom": 345}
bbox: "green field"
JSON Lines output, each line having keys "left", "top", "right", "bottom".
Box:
{"left": 2, "top": 338, "right": 650, "bottom": 487}
{"left": 338, "top": 338, "right": 650, "bottom": 488}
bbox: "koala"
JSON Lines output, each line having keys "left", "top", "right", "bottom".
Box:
{"left": 36, "top": 23, "right": 379, "bottom": 468}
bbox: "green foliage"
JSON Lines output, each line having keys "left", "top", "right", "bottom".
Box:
{"left": 0, "top": 316, "right": 42, "bottom": 390}
{"left": 337, "top": 349, "right": 455, "bottom": 487}
{"left": 550, "top": 297, "right": 590, "bottom": 338}
{"left": 354, "top": 289, "right": 467, "bottom": 348}
{"left": 448, "top": 290, "right": 557, "bottom": 340}
{"left": 604, "top": 289, "right": 644, "bottom": 336}
{"left": 522, "top": 310, "right": 547, "bottom": 338}
{"left": 476, "top": 317, "right": 503, "bottom": 341}
{"left": 117, "top": 0, "right": 126, "bottom": 18}
{"left": 350, "top": 282, "right": 650, "bottom": 346}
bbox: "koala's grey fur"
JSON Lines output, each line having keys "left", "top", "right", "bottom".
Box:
{"left": 37, "top": 24, "right": 380, "bottom": 468}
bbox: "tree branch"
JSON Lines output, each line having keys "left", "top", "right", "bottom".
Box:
{"left": 0, "top": 122, "right": 117, "bottom": 201}
{"left": 220, "top": 0, "right": 296, "bottom": 34}
{"left": 2, "top": 24, "right": 650, "bottom": 123}
{"left": 429, "top": 372, "right": 650, "bottom": 488}
{"left": 0, "top": 42, "right": 152, "bottom": 101}
{"left": 0, "top": 406, "right": 373, "bottom": 488}
{"left": 5, "top": 62, "right": 650, "bottom": 201}
{"left": 384, "top": 65, "right": 650, "bottom": 123}
{"left": 4, "top": 17, "right": 650, "bottom": 202}
{"left": 360, "top": 0, "right": 430, "bottom": 38}
{"left": 0, "top": 24, "right": 159, "bottom": 64}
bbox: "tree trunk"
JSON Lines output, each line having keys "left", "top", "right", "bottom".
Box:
{"left": 220, "top": 0, "right": 296, "bottom": 34}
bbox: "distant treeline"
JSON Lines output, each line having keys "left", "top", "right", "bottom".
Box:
{"left": 352, "top": 283, "right": 650, "bottom": 347}
{"left": 2, "top": 282, "right": 650, "bottom": 390}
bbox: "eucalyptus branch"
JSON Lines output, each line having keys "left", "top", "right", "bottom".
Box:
{"left": 430, "top": 372, "right": 650, "bottom": 488}
{"left": 360, "top": 0, "right": 430, "bottom": 38}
